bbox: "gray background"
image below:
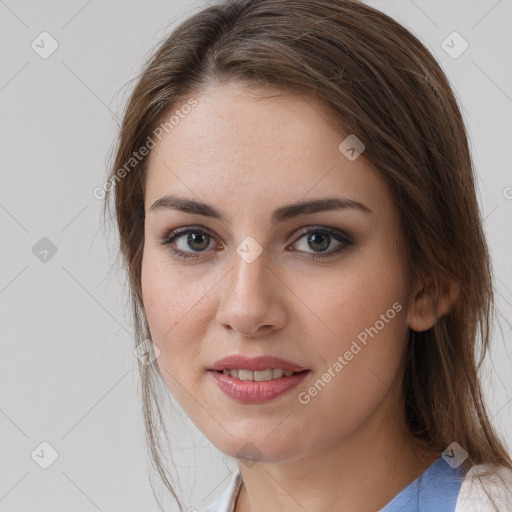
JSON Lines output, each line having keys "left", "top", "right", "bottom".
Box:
{"left": 1, "top": 0, "right": 511, "bottom": 511}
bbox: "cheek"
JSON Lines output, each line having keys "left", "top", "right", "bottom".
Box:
{"left": 140, "top": 251, "right": 211, "bottom": 368}
{"left": 295, "top": 249, "right": 408, "bottom": 412}
{"left": 141, "top": 257, "right": 212, "bottom": 413}
{"left": 302, "top": 248, "right": 407, "bottom": 345}
{"left": 295, "top": 295, "right": 407, "bottom": 448}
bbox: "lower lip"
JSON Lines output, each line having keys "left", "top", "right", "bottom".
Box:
{"left": 208, "top": 370, "right": 310, "bottom": 403}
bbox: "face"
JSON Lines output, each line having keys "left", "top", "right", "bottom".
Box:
{"left": 141, "top": 82, "right": 414, "bottom": 463}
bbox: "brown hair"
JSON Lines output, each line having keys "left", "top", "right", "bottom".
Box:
{"left": 103, "top": 0, "right": 512, "bottom": 509}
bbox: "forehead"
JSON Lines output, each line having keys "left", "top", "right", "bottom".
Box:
{"left": 149, "top": 83, "right": 344, "bottom": 169}
{"left": 144, "top": 83, "right": 390, "bottom": 219}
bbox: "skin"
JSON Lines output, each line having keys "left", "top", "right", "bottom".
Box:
{"left": 141, "top": 82, "right": 456, "bottom": 512}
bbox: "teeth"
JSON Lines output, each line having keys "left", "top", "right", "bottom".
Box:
{"left": 239, "top": 369, "right": 255, "bottom": 381}
{"left": 221, "top": 368, "right": 295, "bottom": 381}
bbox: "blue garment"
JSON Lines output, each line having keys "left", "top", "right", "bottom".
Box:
{"left": 380, "top": 456, "right": 467, "bottom": 511}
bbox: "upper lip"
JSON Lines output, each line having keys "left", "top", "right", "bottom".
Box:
{"left": 209, "top": 355, "right": 309, "bottom": 372}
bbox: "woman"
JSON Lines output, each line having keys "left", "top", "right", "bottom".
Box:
{"left": 104, "top": 0, "right": 512, "bottom": 510}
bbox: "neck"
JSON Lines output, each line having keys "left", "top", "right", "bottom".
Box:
{"left": 235, "top": 391, "right": 439, "bottom": 512}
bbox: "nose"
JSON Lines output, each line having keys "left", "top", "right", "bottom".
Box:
{"left": 215, "top": 247, "right": 286, "bottom": 337}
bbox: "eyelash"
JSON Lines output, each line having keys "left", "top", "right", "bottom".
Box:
{"left": 160, "top": 225, "right": 353, "bottom": 261}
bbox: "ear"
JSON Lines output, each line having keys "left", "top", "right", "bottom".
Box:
{"left": 407, "top": 274, "right": 460, "bottom": 332}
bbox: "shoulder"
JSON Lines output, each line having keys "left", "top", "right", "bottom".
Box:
{"left": 201, "top": 469, "right": 243, "bottom": 512}
{"left": 455, "top": 464, "right": 512, "bottom": 512}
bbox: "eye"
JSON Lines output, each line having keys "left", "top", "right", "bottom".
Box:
{"left": 289, "top": 226, "right": 352, "bottom": 260}
{"left": 160, "top": 227, "right": 219, "bottom": 260}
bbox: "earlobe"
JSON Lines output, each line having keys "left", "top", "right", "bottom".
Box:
{"left": 407, "top": 275, "right": 460, "bottom": 332}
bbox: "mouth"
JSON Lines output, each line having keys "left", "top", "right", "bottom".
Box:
{"left": 207, "top": 354, "right": 311, "bottom": 403}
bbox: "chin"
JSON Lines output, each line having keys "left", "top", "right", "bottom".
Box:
{"left": 209, "top": 431, "right": 303, "bottom": 464}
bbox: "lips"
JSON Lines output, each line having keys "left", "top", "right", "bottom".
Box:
{"left": 209, "top": 354, "right": 308, "bottom": 373}
{"left": 209, "top": 369, "right": 310, "bottom": 403}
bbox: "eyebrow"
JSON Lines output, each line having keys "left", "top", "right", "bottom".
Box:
{"left": 149, "top": 195, "right": 372, "bottom": 223}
